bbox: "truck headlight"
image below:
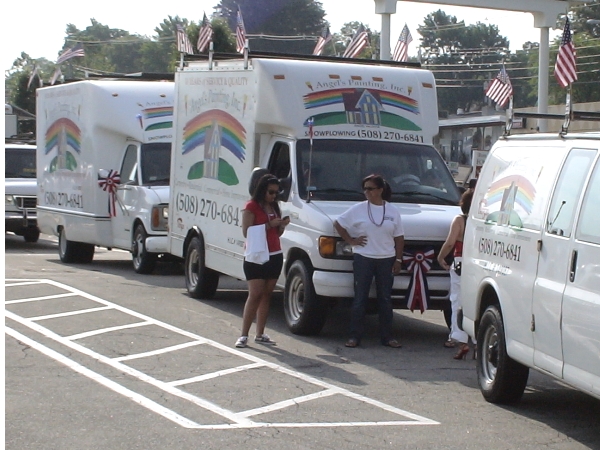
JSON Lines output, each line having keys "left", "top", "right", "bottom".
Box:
{"left": 151, "top": 205, "right": 169, "bottom": 231}
{"left": 5, "top": 195, "right": 15, "bottom": 206}
{"left": 318, "top": 236, "right": 353, "bottom": 259}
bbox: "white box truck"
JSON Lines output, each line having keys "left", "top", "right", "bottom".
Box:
{"left": 169, "top": 54, "right": 462, "bottom": 335}
{"left": 36, "top": 80, "right": 174, "bottom": 273}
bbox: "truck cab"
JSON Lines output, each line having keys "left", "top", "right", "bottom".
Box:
{"left": 5, "top": 139, "right": 40, "bottom": 242}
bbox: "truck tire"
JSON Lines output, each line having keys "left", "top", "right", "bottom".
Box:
{"left": 477, "top": 305, "right": 529, "bottom": 404}
{"left": 132, "top": 224, "right": 157, "bottom": 274}
{"left": 185, "top": 235, "right": 219, "bottom": 299}
{"left": 284, "top": 260, "right": 328, "bottom": 336}
{"left": 23, "top": 228, "right": 40, "bottom": 243}
{"left": 58, "top": 227, "right": 78, "bottom": 263}
{"left": 76, "top": 243, "right": 95, "bottom": 264}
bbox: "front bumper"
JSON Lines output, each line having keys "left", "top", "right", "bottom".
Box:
{"left": 312, "top": 269, "right": 450, "bottom": 309}
{"left": 5, "top": 209, "right": 38, "bottom": 234}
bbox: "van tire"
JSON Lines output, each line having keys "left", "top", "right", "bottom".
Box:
{"left": 284, "top": 260, "right": 327, "bottom": 336}
{"left": 185, "top": 236, "right": 219, "bottom": 299}
{"left": 132, "top": 224, "right": 157, "bottom": 274}
{"left": 58, "top": 228, "right": 95, "bottom": 264}
{"left": 58, "top": 227, "right": 78, "bottom": 263}
{"left": 477, "top": 305, "right": 529, "bottom": 404}
{"left": 76, "top": 243, "right": 95, "bottom": 264}
{"left": 23, "top": 229, "right": 40, "bottom": 243}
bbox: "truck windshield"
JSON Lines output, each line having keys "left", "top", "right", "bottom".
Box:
{"left": 140, "top": 143, "right": 171, "bottom": 186}
{"left": 296, "top": 139, "right": 460, "bottom": 205}
{"left": 5, "top": 147, "right": 36, "bottom": 179}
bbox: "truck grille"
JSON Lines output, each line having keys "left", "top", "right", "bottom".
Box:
{"left": 402, "top": 240, "right": 445, "bottom": 271}
{"left": 16, "top": 196, "right": 37, "bottom": 209}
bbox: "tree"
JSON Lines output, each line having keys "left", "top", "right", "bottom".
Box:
{"left": 216, "top": 0, "right": 326, "bottom": 53}
{"left": 419, "top": 10, "right": 512, "bottom": 115}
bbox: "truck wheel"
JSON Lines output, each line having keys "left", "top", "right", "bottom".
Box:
{"left": 185, "top": 236, "right": 219, "bottom": 299}
{"left": 477, "top": 305, "right": 529, "bottom": 404}
{"left": 58, "top": 228, "right": 78, "bottom": 263}
{"left": 75, "top": 243, "right": 95, "bottom": 264}
{"left": 132, "top": 224, "right": 157, "bottom": 274}
{"left": 23, "top": 228, "right": 40, "bottom": 243}
{"left": 284, "top": 260, "right": 328, "bottom": 336}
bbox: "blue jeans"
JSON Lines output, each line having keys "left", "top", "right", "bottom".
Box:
{"left": 350, "top": 254, "right": 395, "bottom": 344}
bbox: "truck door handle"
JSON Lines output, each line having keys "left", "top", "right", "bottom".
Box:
{"left": 569, "top": 250, "right": 578, "bottom": 282}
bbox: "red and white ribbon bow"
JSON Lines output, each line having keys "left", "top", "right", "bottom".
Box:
{"left": 402, "top": 248, "right": 434, "bottom": 313}
{"left": 98, "top": 170, "right": 121, "bottom": 217}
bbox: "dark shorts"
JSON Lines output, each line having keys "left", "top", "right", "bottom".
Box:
{"left": 244, "top": 253, "right": 283, "bottom": 280}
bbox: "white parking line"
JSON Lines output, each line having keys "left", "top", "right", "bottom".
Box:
{"left": 5, "top": 278, "right": 440, "bottom": 429}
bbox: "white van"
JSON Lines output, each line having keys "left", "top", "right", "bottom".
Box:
{"left": 462, "top": 132, "right": 600, "bottom": 403}
{"left": 169, "top": 54, "right": 461, "bottom": 335}
{"left": 36, "top": 80, "right": 174, "bottom": 273}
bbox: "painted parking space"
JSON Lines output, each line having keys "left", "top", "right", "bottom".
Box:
{"left": 5, "top": 278, "right": 440, "bottom": 429}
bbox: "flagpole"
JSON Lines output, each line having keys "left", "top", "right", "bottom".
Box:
{"left": 561, "top": 85, "right": 573, "bottom": 136}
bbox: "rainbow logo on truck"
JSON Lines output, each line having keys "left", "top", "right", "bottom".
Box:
{"left": 44, "top": 118, "right": 81, "bottom": 172}
{"left": 181, "top": 109, "right": 246, "bottom": 186}
{"left": 302, "top": 88, "right": 421, "bottom": 131}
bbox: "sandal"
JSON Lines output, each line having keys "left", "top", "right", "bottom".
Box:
{"left": 444, "top": 339, "right": 456, "bottom": 348}
{"left": 345, "top": 338, "right": 359, "bottom": 348}
{"left": 383, "top": 339, "right": 402, "bottom": 348}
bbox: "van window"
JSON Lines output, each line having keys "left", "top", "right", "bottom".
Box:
{"left": 140, "top": 142, "right": 171, "bottom": 185}
{"left": 576, "top": 159, "right": 600, "bottom": 245}
{"left": 296, "top": 139, "right": 460, "bottom": 204}
{"left": 120, "top": 145, "right": 138, "bottom": 185}
{"left": 546, "top": 149, "right": 597, "bottom": 238}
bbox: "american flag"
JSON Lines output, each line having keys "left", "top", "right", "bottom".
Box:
{"left": 176, "top": 24, "right": 194, "bottom": 54}
{"left": 56, "top": 43, "right": 85, "bottom": 64}
{"left": 554, "top": 18, "right": 577, "bottom": 88}
{"left": 236, "top": 8, "right": 247, "bottom": 53}
{"left": 485, "top": 64, "right": 513, "bottom": 108}
{"left": 197, "top": 13, "right": 213, "bottom": 53}
{"left": 392, "top": 24, "right": 413, "bottom": 62}
{"left": 342, "top": 25, "right": 369, "bottom": 58}
{"left": 312, "top": 26, "right": 332, "bottom": 56}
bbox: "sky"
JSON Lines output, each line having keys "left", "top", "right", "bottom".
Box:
{"left": 4, "top": 0, "right": 562, "bottom": 72}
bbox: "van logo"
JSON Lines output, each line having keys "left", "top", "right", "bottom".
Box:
{"left": 45, "top": 118, "right": 81, "bottom": 173}
{"left": 483, "top": 175, "right": 536, "bottom": 228}
{"left": 302, "top": 88, "right": 421, "bottom": 131}
{"left": 181, "top": 109, "right": 246, "bottom": 186}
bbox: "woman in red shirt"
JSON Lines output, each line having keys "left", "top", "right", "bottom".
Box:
{"left": 236, "top": 174, "right": 290, "bottom": 348}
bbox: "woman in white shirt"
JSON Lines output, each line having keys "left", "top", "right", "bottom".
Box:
{"left": 334, "top": 174, "right": 405, "bottom": 348}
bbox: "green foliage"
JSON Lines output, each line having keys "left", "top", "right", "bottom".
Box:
{"left": 216, "top": 0, "right": 326, "bottom": 53}
{"left": 419, "top": 10, "right": 513, "bottom": 114}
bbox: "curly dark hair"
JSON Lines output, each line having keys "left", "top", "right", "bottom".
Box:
{"left": 251, "top": 173, "right": 282, "bottom": 216}
{"left": 362, "top": 173, "right": 392, "bottom": 201}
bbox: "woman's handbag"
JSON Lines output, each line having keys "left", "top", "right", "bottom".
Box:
{"left": 244, "top": 224, "right": 269, "bottom": 264}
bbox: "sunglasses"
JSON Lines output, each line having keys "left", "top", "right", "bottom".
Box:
{"left": 267, "top": 190, "right": 279, "bottom": 195}
{"left": 363, "top": 186, "right": 380, "bottom": 191}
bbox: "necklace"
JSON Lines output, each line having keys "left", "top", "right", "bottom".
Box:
{"left": 368, "top": 201, "right": 385, "bottom": 227}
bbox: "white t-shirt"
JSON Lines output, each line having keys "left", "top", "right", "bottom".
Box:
{"left": 336, "top": 201, "right": 404, "bottom": 259}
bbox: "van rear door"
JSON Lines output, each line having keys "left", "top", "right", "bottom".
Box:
{"left": 532, "top": 148, "right": 597, "bottom": 378}
{"left": 561, "top": 154, "right": 600, "bottom": 395}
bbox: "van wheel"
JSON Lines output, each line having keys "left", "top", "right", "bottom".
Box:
{"left": 23, "top": 228, "right": 40, "bottom": 243}
{"left": 76, "top": 243, "right": 95, "bottom": 264}
{"left": 185, "top": 236, "right": 219, "bottom": 299}
{"left": 58, "top": 228, "right": 94, "bottom": 264}
{"left": 284, "top": 260, "right": 327, "bottom": 336}
{"left": 58, "top": 228, "right": 78, "bottom": 263}
{"left": 477, "top": 306, "right": 529, "bottom": 404}
{"left": 132, "top": 224, "right": 157, "bottom": 274}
